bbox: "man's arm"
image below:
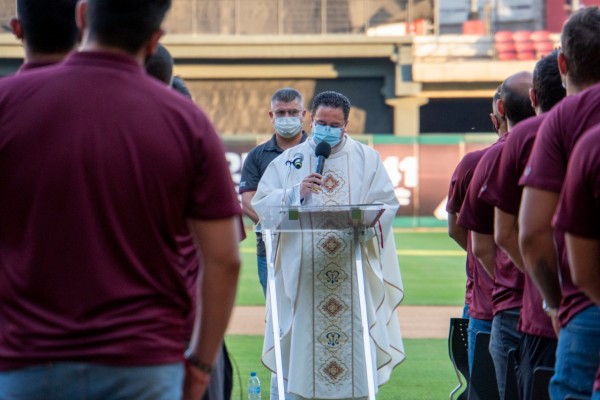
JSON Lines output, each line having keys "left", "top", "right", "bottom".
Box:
{"left": 494, "top": 207, "right": 524, "bottom": 272}
{"left": 448, "top": 212, "right": 468, "bottom": 251}
{"left": 519, "top": 187, "right": 562, "bottom": 310}
{"left": 241, "top": 191, "right": 259, "bottom": 224}
{"left": 472, "top": 231, "right": 496, "bottom": 279}
{"left": 183, "top": 216, "right": 241, "bottom": 399}
{"left": 565, "top": 233, "right": 600, "bottom": 306}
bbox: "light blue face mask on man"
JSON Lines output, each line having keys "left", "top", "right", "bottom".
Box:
{"left": 312, "top": 124, "right": 343, "bottom": 147}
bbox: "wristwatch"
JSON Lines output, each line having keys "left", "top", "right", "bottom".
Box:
{"left": 184, "top": 351, "right": 213, "bottom": 374}
{"left": 542, "top": 300, "right": 558, "bottom": 318}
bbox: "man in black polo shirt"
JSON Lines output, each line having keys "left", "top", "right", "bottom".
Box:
{"left": 239, "top": 87, "right": 308, "bottom": 296}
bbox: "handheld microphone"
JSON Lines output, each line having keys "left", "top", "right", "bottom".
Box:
{"left": 291, "top": 153, "right": 304, "bottom": 169}
{"left": 315, "top": 142, "right": 332, "bottom": 175}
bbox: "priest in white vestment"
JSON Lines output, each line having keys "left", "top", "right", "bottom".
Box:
{"left": 252, "top": 91, "right": 404, "bottom": 400}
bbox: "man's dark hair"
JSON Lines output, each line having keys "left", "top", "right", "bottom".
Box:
{"left": 172, "top": 76, "right": 192, "bottom": 99}
{"left": 532, "top": 50, "right": 566, "bottom": 113}
{"left": 145, "top": 44, "right": 173, "bottom": 85}
{"left": 16, "top": 0, "right": 78, "bottom": 54}
{"left": 561, "top": 6, "right": 600, "bottom": 86}
{"left": 311, "top": 91, "right": 352, "bottom": 121}
{"left": 88, "top": 0, "right": 171, "bottom": 55}
{"left": 271, "top": 87, "right": 303, "bottom": 106}
{"left": 501, "top": 72, "right": 535, "bottom": 126}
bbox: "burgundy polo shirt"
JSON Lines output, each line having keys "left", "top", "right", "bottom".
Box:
{"left": 480, "top": 115, "right": 555, "bottom": 338}
{"left": 520, "top": 84, "right": 600, "bottom": 327}
{"left": 554, "top": 125, "right": 600, "bottom": 238}
{"left": 447, "top": 149, "right": 487, "bottom": 307}
{"left": 555, "top": 130, "right": 600, "bottom": 392}
{"left": 554, "top": 127, "right": 600, "bottom": 329}
{"left": 17, "top": 60, "right": 58, "bottom": 74}
{"left": 0, "top": 51, "right": 241, "bottom": 370}
{"left": 448, "top": 149, "right": 494, "bottom": 319}
{"left": 459, "top": 134, "right": 524, "bottom": 315}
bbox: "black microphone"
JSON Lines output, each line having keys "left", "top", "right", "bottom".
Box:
{"left": 291, "top": 153, "right": 304, "bottom": 169}
{"left": 315, "top": 142, "right": 331, "bottom": 175}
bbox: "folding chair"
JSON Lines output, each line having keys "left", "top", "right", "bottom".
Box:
{"left": 531, "top": 366, "right": 553, "bottom": 400}
{"left": 448, "top": 318, "right": 470, "bottom": 400}
{"left": 504, "top": 348, "right": 520, "bottom": 400}
{"left": 468, "top": 332, "right": 500, "bottom": 400}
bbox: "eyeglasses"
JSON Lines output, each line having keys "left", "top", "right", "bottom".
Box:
{"left": 273, "top": 109, "right": 302, "bottom": 117}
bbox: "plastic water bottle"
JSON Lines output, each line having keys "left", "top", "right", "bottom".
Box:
{"left": 248, "top": 371, "right": 261, "bottom": 400}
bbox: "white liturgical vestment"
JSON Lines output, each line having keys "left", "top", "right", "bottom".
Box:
{"left": 252, "top": 136, "right": 404, "bottom": 400}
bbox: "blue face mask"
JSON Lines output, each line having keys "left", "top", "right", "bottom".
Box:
{"left": 312, "top": 124, "right": 343, "bottom": 147}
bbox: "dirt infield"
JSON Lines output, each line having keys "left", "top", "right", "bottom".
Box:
{"left": 227, "top": 305, "right": 463, "bottom": 339}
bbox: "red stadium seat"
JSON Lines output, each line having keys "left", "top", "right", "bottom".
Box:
{"left": 495, "top": 42, "right": 516, "bottom": 53}
{"left": 497, "top": 51, "right": 517, "bottom": 61}
{"left": 515, "top": 41, "right": 535, "bottom": 52}
{"left": 530, "top": 30, "right": 552, "bottom": 42}
{"left": 494, "top": 31, "right": 514, "bottom": 43}
{"left": 516, "top": 51, "right": 536, "bottom": 60}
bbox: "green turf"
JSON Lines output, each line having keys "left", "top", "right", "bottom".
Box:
{"left": 236, "top": 230, "right": 467, "bottom": 306}
{"left": 225, "top": 335, "right": 463, "bottom": 400}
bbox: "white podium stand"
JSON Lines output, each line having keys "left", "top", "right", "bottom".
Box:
{"left": 261, "top": 204, "right": 386, "bottom": 400}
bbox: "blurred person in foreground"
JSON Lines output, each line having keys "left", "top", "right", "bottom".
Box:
{"left": 0, "top": 1, "right": 241, "bottom": 399}
{"left": 9, "top": 0, "right": 78, "bottom": 72}
{"left": 518, "top": 7, "right": 600, "bottom": 399}
{"left": 252, "top": 90, "right": 404, "bottom": 400}
{"left": 239, "top": 87, "right": 308, "bottom": 297}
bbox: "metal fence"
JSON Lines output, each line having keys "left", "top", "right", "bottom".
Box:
{"left": 164, "top": 0, "right": 433, "bottom": 35}
{"left": 0, "top": 0, "right": 548, "bottom": 38}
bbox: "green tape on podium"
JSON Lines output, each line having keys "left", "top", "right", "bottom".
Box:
{"left": 288, "top": 209, "right": 299, "bottom": 220}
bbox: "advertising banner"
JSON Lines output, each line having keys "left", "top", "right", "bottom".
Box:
{"left": 223, "top": 135, "right": 494, "bottom": 227}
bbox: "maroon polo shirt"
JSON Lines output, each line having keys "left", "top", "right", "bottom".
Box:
{"left": 448, "top": 149, "right": 494, "bottom": 319}
{"left": 0, "top": 51, "right": 241, "bottom": 370}
{"left": 520, "top": 84, "right": 600, "bottom": 327}
{"left": 480, "top": 115, "right": 555, "bottom": 338}
{"left": 554, "top": 126, "right": 600, "bottom": 238}
{"left": 468, "top": 234, "right": 496, "bottom": 320}
{"left": 447, "top": 149, "right": 487, "bottom": 307}
{"left": 554, "top": 132, "right": 600, "bottom": 383}
{"left": 459, "top": 134, "right": 524, "bottom": 315}
{"left": 17, "top": 61, "right": 58, "bottom": 73}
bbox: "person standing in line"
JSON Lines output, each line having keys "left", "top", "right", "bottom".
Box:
{"left": 9, "top": 0, "right": 78, "bottom": 72}
{"left": 144, "top": 44, "right": 238, "bottom": 400}
{"left": 446, "top": 85, "right": 506, "bottom": 372}
{"left": 144, "top": 43, "right": 174, "bottom": 86}
{"left": 518, "top": 7, "right": 600, "bottom": 399}
{"left": 239, "top": 87, "right": 308, "bottom": 296}
{"left": 253, "top": 90, "right": 404, "bottom": 400}
{"left": 553, "top": 124, "right": 600, "bottom": 400}
{"left": 0, "top": 1, "right": 241, "bottom": 399}
{"left": 458, "top": 71, "right": 535, "bottom": 399}
{"left": 479, "top": 51, "right": 565, "bottom": 399}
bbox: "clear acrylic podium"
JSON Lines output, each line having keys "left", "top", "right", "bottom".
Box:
{"left": 261, "top": 204, "right": 386, "bottom": 400}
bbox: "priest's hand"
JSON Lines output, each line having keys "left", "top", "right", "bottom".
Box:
{"left": 300, "top": 173, "right": 323, "bottom": 199}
